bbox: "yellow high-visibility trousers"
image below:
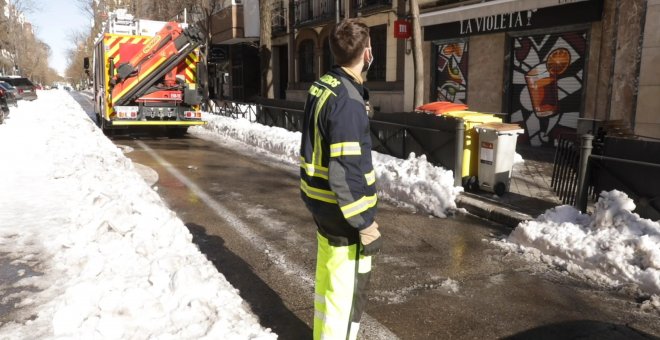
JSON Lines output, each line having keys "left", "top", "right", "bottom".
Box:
{"left": 314, "top": 232, "right": 372, "bottom": 340}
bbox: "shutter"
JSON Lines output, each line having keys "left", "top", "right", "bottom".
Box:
{"left": 434, "top": 40, "right": 469, "bottom": 104}
{"left": 508, "top": 31, "right": 587, "bottom": 147}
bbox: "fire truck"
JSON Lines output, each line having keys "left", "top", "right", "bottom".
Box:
{"left": 88, "top": 9, "right": 206, "bottom": 136}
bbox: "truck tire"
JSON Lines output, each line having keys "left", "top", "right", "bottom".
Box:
{"left": 98, "top": 114, "right": 111, "bottom": 136}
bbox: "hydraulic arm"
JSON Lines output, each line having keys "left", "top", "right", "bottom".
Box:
{"left": 110, "top": 22, "right": 204, "bottom": 106}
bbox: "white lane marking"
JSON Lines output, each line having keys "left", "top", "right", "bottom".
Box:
{"left": 136, "top": 140, "right": 399, "bottom": 340}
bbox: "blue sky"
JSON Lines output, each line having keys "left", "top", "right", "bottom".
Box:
{"left": 26, "top": 0, "right": 91, "bottom": 76}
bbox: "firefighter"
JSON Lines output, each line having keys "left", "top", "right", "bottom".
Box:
{"left": 299, "top": 19, "right": 381, "bottom": 340}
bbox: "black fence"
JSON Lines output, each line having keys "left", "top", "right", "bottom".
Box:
{"left": 551, "top": 134, "right": 581, "bottom": 205}
{"left": 369, "top": 111, "right": 462, "bottom": 175}
{"left": 589, "top": 136, "right": 660, "bottom": 220}
{"left": 212, "top": 99, "right": 464, "bottom": 186}
{"left": 255, "top": 98, "right": 305, "bottom": 132}
{"left": 211, "top": 100, "right": 258, "bottom": 121}
{"left": 560, "top": 133, "right": 660, "bottom": 220}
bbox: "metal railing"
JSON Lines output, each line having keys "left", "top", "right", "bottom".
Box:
{"left": 575, "top": 135, "right": 660, "bottom": 220}
{"left": 353, "top": 0, "right": 392, "bottom": 11}
{"left": 210, "top": 100, "right": 258, "bottom": 122}
{"left": 551, "top": 134, "right": 581, "bottom": 205}
{"left": 294, "top": 0, "right": 342, "bottom": 26}
{"left": 211, "top": 99, "right": 465, "bottom": 186}
{"left": 255, "top": 98, "right": 305, "bottom": 132}
{"left": 272, "top": 1, "right": 288, "bottom": 34}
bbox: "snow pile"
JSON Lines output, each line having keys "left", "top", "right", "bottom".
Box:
{"left": 194, "top": 114, "right": 462, "bottom": 217}
{"left": 503, "top": 190, "right": 660, "bottom": 302}
{"left": 0, "top": 91, "right": 276, "bottom": 339}
{"left": 372, "top": 153, "right": 461, "bottom": 217}
{"left": 194, "top": 113, "right": 300, "bottom": 166}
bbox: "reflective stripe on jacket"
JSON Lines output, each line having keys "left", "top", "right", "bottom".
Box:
{"left": 300, "top": 66, "right": 377, "bottom": 237}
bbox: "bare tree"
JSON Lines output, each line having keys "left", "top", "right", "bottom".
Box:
{"left": 259, "top": 0, "right": 273, "bottom": 98}
{"left": 410, "top": 0, "right": 424, "bottom": 109}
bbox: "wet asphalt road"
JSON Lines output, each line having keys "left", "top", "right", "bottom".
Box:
{"left": 68, "top": 92, "right": 660, "bottom": 339}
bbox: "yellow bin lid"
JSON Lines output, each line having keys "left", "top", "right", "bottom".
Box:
{"left": 443, "top": 110, "right": 502, "bottom": 124}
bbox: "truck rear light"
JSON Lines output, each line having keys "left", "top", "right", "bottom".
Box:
{"left": 115, "top": 106, "right": 139, "bottom": 119}
{"left": 183, "top": 111, "right": 200, "bottom": 119}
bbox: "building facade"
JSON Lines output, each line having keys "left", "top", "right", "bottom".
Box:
{"left": 421, "top": 0, "right": 659, "bottom": 144}
{"left": 209, "top": 0, "right": 659, "bottom": 144}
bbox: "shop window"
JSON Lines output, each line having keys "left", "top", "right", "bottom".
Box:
{"left": 434, "top": 40, "right": 468, "bottom": 104}
{"left": 367, "top": 25, "right": 386, "bottom": 81}
{"left": 322, "top": 38, "right": 334, "bottom": 75}
{"left": 299, "top": 39, "right": 316, "bottom": 82}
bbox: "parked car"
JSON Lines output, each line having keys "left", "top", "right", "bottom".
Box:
{"left": 0, "top": 77, "right": 38, "bottom": 101}
{"left": 0, "top": 81, "right": 19, "bottom": 107}
{"left": 0, "top": 88, "right": 9, "bottom": 124}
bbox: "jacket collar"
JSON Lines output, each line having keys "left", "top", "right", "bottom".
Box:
{"left": 340, "top": 66, "right": 363, "bottom": 84}
{"left": 330, "top": 66, "right": 370, "bottom": 102}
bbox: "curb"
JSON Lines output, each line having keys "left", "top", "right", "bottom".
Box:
{"left": 456, "top": 193, "right": 533, "bottom": 228}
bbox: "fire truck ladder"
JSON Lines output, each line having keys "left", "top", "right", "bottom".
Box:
{"left": 112, "top": 25, "right": 205, "bottom": 107}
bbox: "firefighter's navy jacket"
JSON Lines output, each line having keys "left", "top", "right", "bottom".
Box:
{"left": 300, "top": 66, "right": 377, "bottom": 245}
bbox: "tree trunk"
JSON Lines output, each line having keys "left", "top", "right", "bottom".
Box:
{"left": 260, "top": 0, "right": 274, "bottom": 98}
{"left": 410, "top": 0, "right": 424, "bottom": 109}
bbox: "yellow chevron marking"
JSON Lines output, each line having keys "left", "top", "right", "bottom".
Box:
{"left": 185, "top": 69, "right": 194, "bottom": 80}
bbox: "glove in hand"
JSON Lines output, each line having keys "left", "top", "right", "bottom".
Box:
{"left": 360, "top": 221, "right": 382, "bottom": 255}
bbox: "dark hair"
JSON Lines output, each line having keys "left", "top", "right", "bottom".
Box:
{"left": 329, "top": 19, "right": 370, "bottom": 67}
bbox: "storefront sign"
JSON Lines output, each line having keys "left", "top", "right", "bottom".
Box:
{"left": 424, "top": 0, "right": 602, "bottom": 41}
{"left": 459, "top": 11, "right": 533, "bottom": 35}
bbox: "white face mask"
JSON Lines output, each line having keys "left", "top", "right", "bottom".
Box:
{"left": 363, "top": 47, "right": 374, "bottom": 73}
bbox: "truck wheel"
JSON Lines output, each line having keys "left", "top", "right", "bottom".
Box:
{"left": 494, "top": 182, "right": 506, "bottom": 196}
{"left": 98, "top": 115, "right": 110, "bottom": 136}
{"left": 462, "top": 176, "right": 478, "bottom": 191}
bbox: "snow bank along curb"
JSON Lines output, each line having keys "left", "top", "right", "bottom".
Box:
{"left": 193, "top": 113, "right": 463, "bottom": 218}
{"left": 0, "top": 91, "right": 276, "bottom": 339}
{"left": 499, "top": 190, "right": 660, "bottom": 310}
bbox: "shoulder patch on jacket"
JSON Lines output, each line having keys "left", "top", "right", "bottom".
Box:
{"left": 320, "top": 74, "right": 341, "bottom": 88}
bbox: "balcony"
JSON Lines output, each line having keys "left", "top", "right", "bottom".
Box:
{"left": 210, "top": 2, "right": 260, "bottom": 44}
{"left": 353, "top": 0, "right": 392, "bottom": 13}
{"left": 294, "top": 0, "right": 344, "bottom": 27}
{"left": 272, "top": 1, "right": 288, "bottom": 35}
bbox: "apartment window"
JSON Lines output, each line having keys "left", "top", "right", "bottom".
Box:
{"left": 299, "top": 39, "right": 316, "bottom": 82}
{"left": 367, "top": 24, "right": 386, "bottom": 81}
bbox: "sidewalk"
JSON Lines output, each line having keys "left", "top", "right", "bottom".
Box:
{"left": 456, "top": 144, "right": 562, "bottom": 227}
